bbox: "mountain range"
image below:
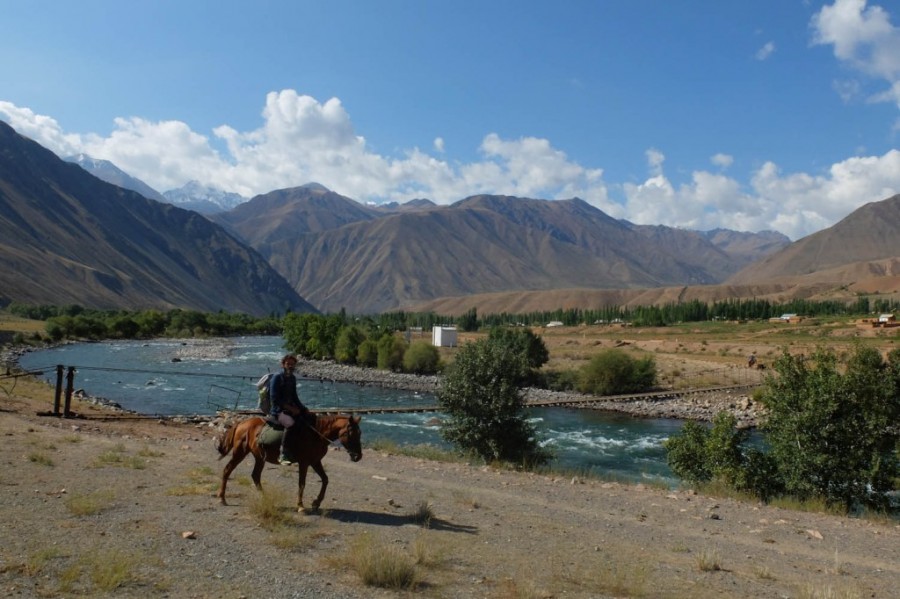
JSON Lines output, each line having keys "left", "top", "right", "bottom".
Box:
{"left": 5, "top": 120, "right": 900, "bottom": 316}
{"left": 210, "top": 187, "right": 791, "bottom": 313}
{"left": 0, "top": 121, "right": 315, "bottom": 316}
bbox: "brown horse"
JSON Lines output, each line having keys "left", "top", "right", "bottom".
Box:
{"left": 215, "top": 414, "right": 362, "bottom": 512}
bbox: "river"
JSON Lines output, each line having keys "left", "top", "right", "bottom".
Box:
{"left": 18, "top": 336, "right": 686, "bottom": 486}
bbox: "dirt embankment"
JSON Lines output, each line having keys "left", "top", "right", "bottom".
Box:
{"left": 1, "top": 374, "right": 898, "bottom": 598}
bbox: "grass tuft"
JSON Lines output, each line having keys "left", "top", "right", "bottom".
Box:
{"left": 65, "top": 490, "right": 115, "bottom": 516}
{"left": 696, "top": 548, "right": 722, "bottom": 572}
{"left": 248, "top": 487, "right": 295, "bottom": 530}
{"left": 27, "top": 452, "right": 54, "bottom": 466}
{"left": 339, "top": 532, "right": 418, "bottom": 589}
{"left": 407, "top": 500, "right": 435, "bottom": 527}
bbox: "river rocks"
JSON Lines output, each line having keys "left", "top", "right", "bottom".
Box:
{"left": 296, "top": 358, "right": 763, "bottom": 426}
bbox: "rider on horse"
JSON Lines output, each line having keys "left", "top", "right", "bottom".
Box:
{"left": 268, "top": 354, "right": 312, "bottom": 465}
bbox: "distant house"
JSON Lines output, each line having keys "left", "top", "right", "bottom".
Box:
{"left": 878, "top": 313, "right": 895, "bottom": 323}
{"left": 769, "top": 313, "right": 803, "bottom": 324}
{"left": 432, "top": 326, "right": 457, "bottom": 347}
{"left": 545, "top": 321, "right": 564, "bottom": 327}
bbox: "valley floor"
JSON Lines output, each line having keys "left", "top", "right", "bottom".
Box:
{"left": 1, "top": 378, "right": 898, "bottom": 598}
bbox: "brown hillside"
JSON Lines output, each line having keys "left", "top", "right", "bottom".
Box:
{"left": 729, "top": 194, "right": 900, "bottom": 285}
{"left": 0, "top": 122, "right": 314, "bottom": 315}
{"left": 230, "top": 193, "right": 766, "bottom": 313}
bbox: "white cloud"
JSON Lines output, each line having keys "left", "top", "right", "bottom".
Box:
{"left": 2, "top": 91, "right": 900, "bottom": 241}
{"left": 711, "top": 153, "right": 734, "bottom": 169}
{"left": 645, "top": 148, "right": 665, "bottom": 176}
{"left": 812, "top": 0, "right": 900, "bottom": 106}
{"left": 756, "top": 41, "right": 776, "bottom": 60}
{"left": 433, "top": 137, "right": 445, "bottom": 153}
{"left": 621, "top": 148, "right": 900, "bottom": 239}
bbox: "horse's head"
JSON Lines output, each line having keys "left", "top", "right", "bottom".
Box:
{"left": 337, "top": 415, "right": 363, "bottom": 462}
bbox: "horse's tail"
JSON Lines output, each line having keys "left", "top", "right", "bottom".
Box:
{"left": 215, "top": 423, "right": 238, "bottom": 460}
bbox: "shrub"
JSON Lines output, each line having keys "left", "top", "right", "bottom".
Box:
{"left": 578, "top": 349, "right": 656, "bottom": 395}
{"left": 357, "top": 339, "right": 379, "bottom": 367}
{"left": 437, "top": 337, "right": 550, "bottom": 466}
{"left": 540, "top": 368, "right": 580, "bottom": 392}
{"left": 486, "top": 326, "right": 549, "bottom": 386}
{"left": 402, "top": 340, "right": 440, "bottom": 374}
{"left": 760, "top": 345, "right": 900, "bottom": 511}
{"left": 376, "top": 333, "right": 407, "bottom": 371}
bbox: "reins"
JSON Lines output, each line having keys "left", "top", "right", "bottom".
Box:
{"left": 304, "top": 415, "right": 349, "bottom": 449}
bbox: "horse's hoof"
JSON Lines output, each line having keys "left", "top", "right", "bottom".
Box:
{"left": 297, "top": 506, "right": 306, "bottom": 513}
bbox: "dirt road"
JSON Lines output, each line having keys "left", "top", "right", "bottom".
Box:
{"left": 1, "top": 386, "right": 898, "bottom": 598}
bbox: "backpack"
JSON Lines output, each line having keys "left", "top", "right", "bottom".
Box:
{"left": 256, "top": 373, "right": 273, "bottom": 414}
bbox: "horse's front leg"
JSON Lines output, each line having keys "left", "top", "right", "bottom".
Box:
{"left": 309, "top": 461, "right": 328, "bottom": 511}
{"left": 297, "top": 463, "right": 308, "bottom": 513}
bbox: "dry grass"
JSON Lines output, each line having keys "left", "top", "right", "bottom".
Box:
{"left": 407, "top": 499, "right": 435, "bottom": 527}
{"left": 336, "top": 532, "right": 419, "bottom": 590}
{"left": 797, "top": 583, "right": 863, "bottom": 599}
{"left": 65, "top": 490, "right": 115, "bottom": 516}
{"left": 27, "top": 451, "right": 54, "bottom": 466}
{"left": 248, "top": 486, "right": 296, "bottom": 530}
{"left": 58, "top": 548, "right": 145, "bottom": 593}
{"left": 696, "top": 547, "right": 723, "bottom": 572}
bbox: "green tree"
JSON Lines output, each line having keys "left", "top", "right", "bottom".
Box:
{"left": 110, "top": 316, "right": 140, "bottom": 338}
{"left": 402, "top": 340, "right": 440, "bottom": 374}
{"left": 664, "top": 412, "right": 749, "bottom": 487}
{"left": 376, "top": 333, "right": 407, "bottom": 371}
{"left": 486, "top": 326, "right": 549, "bottom": 386}
{"left": 760, "top": 345, "right": 900, "bottom": 511}
{"left": 335, "top": 325, "right": 366, "bottom": 364}
{"left": 578, "top": 350, "right": 656, "bottom": 395}
{"left": 357, "top": 339, "right": 379, "bottom": 367}
{"left": 457, "top": 306, "right": 478, "bottom": 332}
{"left": 437, "top": 337, "right": 550, "bottom": 466}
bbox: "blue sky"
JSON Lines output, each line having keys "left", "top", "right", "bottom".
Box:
{"left": 2, "top": 0, "right": 900, "bottom": 240}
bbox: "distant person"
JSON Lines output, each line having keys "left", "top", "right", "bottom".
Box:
{"left": 747, "top": 353, "right": 757, "bottom": 368}
{"left": 269, "top": 354, "right": 312, "bottom": 465}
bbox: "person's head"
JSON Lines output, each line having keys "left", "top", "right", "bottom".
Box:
{"left": 281, "top": 354, "right": 298, "bottom": 372}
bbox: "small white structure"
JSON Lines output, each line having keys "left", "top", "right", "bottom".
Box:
{"left": 546, "top": 321, "right": 564, "bottom": 327}
{"left": 432, "top": 326, "right": 458, "bottom": 347}
{"left": 878, "top": 313, "right": 895, "bottom": 323}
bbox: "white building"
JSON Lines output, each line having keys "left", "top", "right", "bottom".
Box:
{"left": 432, "top": 326, "right": 458, "bottom": 347}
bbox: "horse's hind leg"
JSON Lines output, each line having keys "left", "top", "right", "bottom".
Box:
{"left": 309, "top": 461, "right": 328, "bottom": 511}
{"left": 217, "top": 449, "right": 247, "bottom": 506}
{"left": 250, "top": 454, "right": 265, "bottom": 491}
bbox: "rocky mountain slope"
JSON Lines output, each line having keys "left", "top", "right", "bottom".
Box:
{"left": 218, "top": 191, "right": 784, "bottom": 313}
{"left": 729, "top": 194, "right": 900, "bottom": 288}
{"left": 0, "top": 121, "right": 315, "bottom": 316}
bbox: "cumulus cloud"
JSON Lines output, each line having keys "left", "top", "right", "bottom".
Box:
{"left": 2, "top": 87, "right": 900, "bottom": 241}
{"left": 0, "top": 92, "right": 612, "bottom": 210}
{"left": 711, "top": 153, "right": 734, "bottom": 169}
{"left": 621, "top": 148, "right": 900, "bottom": 239}
{"left": 756, "top": 41, "right": 776, "bottom": 60}
{"left": 812, "top": 0, "right": 900, "bottom": 106}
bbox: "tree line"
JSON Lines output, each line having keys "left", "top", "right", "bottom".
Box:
{"left": 6, "top": 303, "right": 282, "bottom": 340}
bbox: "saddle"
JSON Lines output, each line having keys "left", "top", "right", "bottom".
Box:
{"left": 256, "top": 420, "right": 285, "bottom": 448}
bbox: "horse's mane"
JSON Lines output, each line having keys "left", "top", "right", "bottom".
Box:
{"left": 313, "top": 414, "right": 351, "bottom": 430}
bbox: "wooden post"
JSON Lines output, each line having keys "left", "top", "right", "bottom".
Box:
{"left": 63, "top": 366, "right": 75, "bottom": 417}
{"left": 53, "top": 365, "right": 63, "bottom": 416}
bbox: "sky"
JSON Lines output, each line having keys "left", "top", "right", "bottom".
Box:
{"left": 2, "top": 0, "right": 900, "bottom": 240}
